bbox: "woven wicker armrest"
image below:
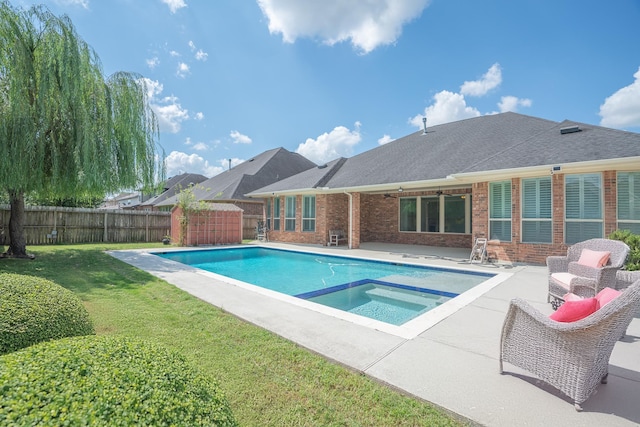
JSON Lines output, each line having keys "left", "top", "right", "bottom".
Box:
{"left": 568, "top": 262, "right": 599, "bottom": 279}
{"left": 547, "top": 256, "right": 569, "bottom": 274}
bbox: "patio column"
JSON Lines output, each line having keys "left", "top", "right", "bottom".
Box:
{"left": 350, "top": 192, "right": 361, "bottom": 249}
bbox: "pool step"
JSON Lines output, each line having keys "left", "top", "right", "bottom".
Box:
{"left": 365, "top": 286, "right": 447, "bottom": 307}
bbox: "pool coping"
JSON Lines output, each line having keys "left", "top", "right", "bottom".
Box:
{"left": 117, "top": 244, "right": 512, "bottom": 339}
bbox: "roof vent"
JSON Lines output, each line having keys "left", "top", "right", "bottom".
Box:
{"left": 317, "top": 164, "right": 328, "bottom": 169}
{"left": 560, "top": 125, "right": 581, "bottom": 135}
{"left": 422, "top": 117, "right": 427, "bottom": 135}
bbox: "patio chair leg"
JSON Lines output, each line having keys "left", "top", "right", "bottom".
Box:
{"left": 574, "top": 403, "right": 583, "bottom": 412}
{"left": 601, "top": 373, "right": 608, "bottom": 384}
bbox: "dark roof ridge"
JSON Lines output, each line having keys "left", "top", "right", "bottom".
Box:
{"left": 313, "top": 157, "right": 347, "bottom": 188}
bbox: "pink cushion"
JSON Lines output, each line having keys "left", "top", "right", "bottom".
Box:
{"left": 550, "top": 297, "right": 598, "bottom": 322}
{"left": 595, "top": 287, "right": 621, "bottom": 309}
{"left": 562, "top": 292, "right": 583, "bottom": 302}
{"left": 550, "top": 272, "right": 577, "bottom": 289}
{"left": 577, "top": 249, "right": 611, "bottom": 268}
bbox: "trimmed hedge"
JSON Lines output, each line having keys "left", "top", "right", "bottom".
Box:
{"left": 609, "top": 230, "right": 640, "bottom": 271}
{"left": 0, "top": 335, "right": 237, "bottom": 426}
{"left": 0, "top": 273, "right": 95, "bottom": 354}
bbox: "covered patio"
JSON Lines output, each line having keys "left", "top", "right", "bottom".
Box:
{"left": 110, "top": 242, "right": 640, "bottom": 426}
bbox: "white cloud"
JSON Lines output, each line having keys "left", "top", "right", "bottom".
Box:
{"left": 141, "top": 78, "right": 189, "bottom": 133}
{"left": 169, "top": 50, "right": 180, "bottom": 57}
{"left": 498, "top": 95, "right": 532, "bottom": 113}
{"left": 257, "top": 0, "right": 431, "bottom": 54}
{"left": 195, "top": 49, "right": 208, "bottom": 61}
{"left": 460, "top": 63, "right": 502, "bottom": 97}
{"left": 378, "top": 134, "right": 394, "bottom": 145}
{"left": 188, "top": 41, "right": 208, "bottom": 61}
{"left": 161, "top": 0, "right": 187, "bottom": 14}
{"left": 165, "top": 151, "right": 219, "bottom": 177}
{"left": 296, "top": 122, "right": 361, "bottom": 164}
{"left": 192, "top": 142, "right": 208, "bottom": 151}
{"left": 176, "top": 62, "right": 190, "bottom": 78}
{"left": 146, "top": 57, "right": 160, "bottom": 69}
{"left": 409, "top": 64, "right": 532, "bottom": 128}
{"left": 55, "top": 0, "right": 89, "bottom": 8}
{"left": 599, "top": 67, "right": 640, "bottom": 128}
{"left": 230, "top": 130, "right": 252, "bottom": 144}
{"left": 409, "top": 90, "right": 481, "bottom": 128}
{"left": 194, "top": 112, "right": 204, "bottom": 120}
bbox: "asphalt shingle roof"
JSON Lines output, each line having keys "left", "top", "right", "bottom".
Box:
{"left": 248, "top": 112, "right": 640, "bottom": 195}
{"left": 157, "top": 147, "right": 316, "bottom": 206}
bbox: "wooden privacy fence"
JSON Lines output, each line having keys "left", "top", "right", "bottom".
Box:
{"left": 0, "top": 205, "right": 171, "bottom": 245}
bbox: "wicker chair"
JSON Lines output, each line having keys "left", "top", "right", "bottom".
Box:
{"left": 500, "top": 279, "right": 640, "bottom": 411}
{"left": 547, "top": 239, "right": 630, "bottom": 309}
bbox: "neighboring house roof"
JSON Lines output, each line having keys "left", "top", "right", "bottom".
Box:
{"left": 248, "top": 112, "right": 640, "bottom": 196}
{"left": 156, "top": 147, "right": 316, "bottom": 207}
{"left": 142, "top": 173, "right": 208, "bottom": 207}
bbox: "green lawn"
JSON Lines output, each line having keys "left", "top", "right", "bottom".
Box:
{"left": 1, "top": 243, "right": 470, "bottom": 426}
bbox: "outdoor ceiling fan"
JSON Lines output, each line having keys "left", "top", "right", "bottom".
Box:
{"left": 383, "top": 193, "right": 397, "bottom": 199}
{"left": 435, "top": 188, "right": 452, "bottom": 197}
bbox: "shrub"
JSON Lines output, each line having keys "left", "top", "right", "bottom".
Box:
{"left": 0, "top": 273, "right": 95, "bottom": 354}
{"left": 609, "top": 229, "right": 640, "bottom": 271}
{"left": 0, "top": 335, "right": 237, "bottom": 426}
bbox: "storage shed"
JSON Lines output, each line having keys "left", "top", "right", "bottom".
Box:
{"left": 170, "top": 203, "right": 243, "bottom": 246}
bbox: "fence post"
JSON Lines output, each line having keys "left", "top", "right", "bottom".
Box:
{"left": 146, "top": 213, "right": 149, "bottom": 242}
{"left": 103, "top": 211, "right": 108, "bottom": 242}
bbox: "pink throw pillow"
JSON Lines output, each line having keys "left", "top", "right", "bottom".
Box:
{"left": 595, "top": 287, "right": 621, "bottom": 309}
{"left": 577, "top": 249, "right": 611, "bottom": 268}
{"left": 550, "top": 297, "right": 598, "bottom": 322}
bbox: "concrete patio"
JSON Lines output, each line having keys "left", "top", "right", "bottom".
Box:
{"left": 109, "top": 242, "right": 640, "bottom": 427}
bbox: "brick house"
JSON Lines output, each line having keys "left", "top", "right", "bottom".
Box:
{"left": 247, "top": 112, "right": 640, "bottom": 264}
{"left": 157, "top": 147, "right": 316, "bottom": 239}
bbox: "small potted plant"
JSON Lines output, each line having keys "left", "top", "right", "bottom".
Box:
{"left": 162, "top": 235, "right": 171, "bottom": 245}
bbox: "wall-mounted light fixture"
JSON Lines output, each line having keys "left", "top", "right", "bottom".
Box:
{"left": 398, "top": 187, "right": 404, "bottom": 193}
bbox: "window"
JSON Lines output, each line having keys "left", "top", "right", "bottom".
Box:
{"left": 617, "top": 172, "right": 640, "bottom": 234}
{"left": 565, "top": 173, "right": 602, "bottom": 244}
{"left": 400, "top": 194, "right": 471, "bottom": 233}
{"left": 285, "top": 196, "right": 296, "bottom": 231}
{"left": 521, "top": 177, "right": 552, "bottom": 243}
{"left": 490, "top": 181, "right": 512, "bottom": 241}
{"left": 266, "top": 198, "right": 271, "bottom": 230}
{"left": 272, "top": 197, "right": 281, "bottom": 231}
{"left": 302, "top": 195, "right": 316, "bottom": 232}
{"left": 444, "top": 196, "right": 466, "bottom": 233}
{"left": 420, "top": 197, "right": 439, "bottom": 232}
{"left": 399, "top": 198, "right": 417, "bottom": 231}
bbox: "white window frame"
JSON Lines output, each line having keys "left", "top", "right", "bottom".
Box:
{"left": 521, "top": 177, "right": 552, "bottom": 243}
{"left": 302, "top": 195, "right": 316, "bottom": 232}
{"left": 285, "top": 196, "right": 296, "bottom": 231}
{"left": 564, "top": 173, "right": 603, "bottom": 244}
{"left": 617, "top": 171, "right": 640, "bottom": 234}
{"left": 489, "top": 181, "right": 512, "bottom": 242}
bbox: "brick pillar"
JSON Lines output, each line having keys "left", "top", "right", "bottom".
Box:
{"left": 350, "top": 192, "right": 361, "bottom": 249}
{"left": 552, "top": 173, "right": 565, "bottom": 244}
{"left": 472, "top": 182, "right": 488, "bottom": 239}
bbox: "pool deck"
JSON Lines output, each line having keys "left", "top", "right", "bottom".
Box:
{"left": 109, "top": 242, "right": 640, "bottom": 427}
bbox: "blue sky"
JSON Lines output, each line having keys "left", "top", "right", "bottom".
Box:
{"left": 16, "top": 0, "right": 640, "bottom": 178}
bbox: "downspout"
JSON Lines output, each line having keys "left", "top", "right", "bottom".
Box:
{"left": 343, "top": 191, "right": 353, "bottom": 249}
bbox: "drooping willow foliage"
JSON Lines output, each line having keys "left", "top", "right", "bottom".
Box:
{"left": 0, "top": 2, "right": 165, "bottom": 256}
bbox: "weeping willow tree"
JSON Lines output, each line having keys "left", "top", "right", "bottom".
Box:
{"left": 0, "top": 3, "right": 164, "bottom": 258}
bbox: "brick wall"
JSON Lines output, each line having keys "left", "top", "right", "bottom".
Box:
{"left": 261, "top": 169, "right": 629, "bottom": 264}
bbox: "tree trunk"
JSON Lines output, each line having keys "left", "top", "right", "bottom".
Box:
{"left": 6, "top": 190, "right": 30, "bottom": 258}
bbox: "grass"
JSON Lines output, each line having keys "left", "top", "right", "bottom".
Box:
{"left": 1, "top": 243, "right": 470, "bottom": 426}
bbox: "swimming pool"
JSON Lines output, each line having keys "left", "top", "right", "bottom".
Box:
{"left": 154, "top": 247, "right": 494, "bottom": 326}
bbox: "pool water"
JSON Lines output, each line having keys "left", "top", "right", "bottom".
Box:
{"left": 155, "top": 247, "right": 493, "bottom": 326}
